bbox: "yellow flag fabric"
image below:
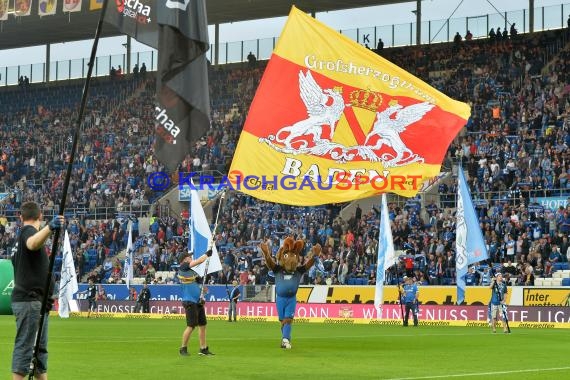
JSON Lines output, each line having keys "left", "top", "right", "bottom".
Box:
{"left": 89, "top": 0, "right": 102, "bottom": 10}
{"left": 228, "top": 6, "right": 470, "bottom": 206}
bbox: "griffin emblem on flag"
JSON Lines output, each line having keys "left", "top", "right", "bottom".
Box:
{"left": 261, "top": 70, "right": 435, "bottom": 168}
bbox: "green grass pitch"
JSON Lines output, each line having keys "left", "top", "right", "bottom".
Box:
{"left": 1, "top": 315, "right": 569, "bottom": 379}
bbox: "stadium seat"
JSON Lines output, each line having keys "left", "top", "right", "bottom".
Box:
{"left": 534, "top": 278, "right": 544, "bottom": 286}
{"left": 558, "top": 270, "right": 569, "bottom": 277}
{"left": 553, "top": 263, "right": 570, "bottom": 271}
{"left": 551, "top": 278, "right": 563, "bottom": 286}
{"left": 561, "top": 278, "right": 570, "bottom": 286}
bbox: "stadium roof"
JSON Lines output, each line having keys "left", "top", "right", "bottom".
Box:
{"left": 0, "top": 0, "right": 411, "bottom": 51}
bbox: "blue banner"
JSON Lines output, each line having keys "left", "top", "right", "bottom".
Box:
{"left": 76, "top": 284, "right": 233, "bottom": 302}
{"left": 535, "top": 196, "right": 568, "bottom": 210}
{"left": 179, "top": 184, "right": 220, "bottom": 202}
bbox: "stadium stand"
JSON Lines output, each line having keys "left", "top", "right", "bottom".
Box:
{"left": 1, "top": 26, "right": 570, "bottom": 289}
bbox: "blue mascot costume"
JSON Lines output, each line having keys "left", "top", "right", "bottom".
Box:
{"left": 260, "top": 237, "right": 319, "bottom": 349}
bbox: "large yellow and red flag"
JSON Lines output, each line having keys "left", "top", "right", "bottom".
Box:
{"left": 228, "top": 6, "right": 470, "bottom": 206}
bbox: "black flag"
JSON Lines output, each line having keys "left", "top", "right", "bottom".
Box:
{"left": 155, "top": 0, "right": 210, "bottom": 171}
{"left": 104, "top": 0, "right": 158, "bottom": 49}
{"left": 105, "top": 0, "right": 210, "bottom": 171}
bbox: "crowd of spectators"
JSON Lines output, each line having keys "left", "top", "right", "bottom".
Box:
{"left": 1, "top": 27, "right": 570, "bottom": 290}
{"left": 203, "top": 28, "right": 570, "bottom": 288}
{"left": 0, "top": 77, "right": 154, "bottom": 221}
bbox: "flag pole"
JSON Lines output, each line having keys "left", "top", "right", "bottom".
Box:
{"left": 493, "top": 280, "right": 511, "bottom": 333}
{"left": 395, "top": 261, "right": 405, "bottom": 325}
{"left": 199, "top": 189, "right": 227, "bottom": 302}
{"left": 29, "top": 0, "right": 110, "bottom": 377}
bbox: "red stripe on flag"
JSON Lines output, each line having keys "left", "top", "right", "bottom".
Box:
{"left": 342, "top": 106, "right": 367, "bottom": 145}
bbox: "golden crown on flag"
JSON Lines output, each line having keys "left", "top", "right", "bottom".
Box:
{"left": 349, "top": 88, "right": 383, "bottom": 112}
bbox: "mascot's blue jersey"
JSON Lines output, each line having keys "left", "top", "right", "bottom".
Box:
{"left": 274, "top": 265, "right": 306, "bottom": 297}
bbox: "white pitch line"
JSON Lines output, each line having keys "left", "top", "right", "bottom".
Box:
{"left": 31, "top": 331, "right": 522, "bottom": 345}
{"left": 386, "top": 366, "right": 570, "bottom": 380}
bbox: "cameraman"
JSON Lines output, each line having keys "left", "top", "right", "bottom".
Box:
{"left": 11, "top": 203, "right": 64, "bottom": 379}
{"left": 177, "top": 250, "right": 215, "bottom": 356}
{"left": 135, "top": 282, "right": 151, "bottom": 313}
{"left": 489, "top": 273, "right": 509, "bottom": 333}
{"left": 79, "top": 279, "right": 97, "bottom": 318}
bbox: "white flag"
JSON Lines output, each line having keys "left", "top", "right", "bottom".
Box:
{"left": 189, "top": 180, "right": 223, "bottom": 277}
{"left": 58, "top": 231, "right": 79, "bottom": 318}
{"left": 374, "top": 194, "right": 396, "bottom": 313}
{"left": 124, "top": 223, "right": 134, "bottom": 289}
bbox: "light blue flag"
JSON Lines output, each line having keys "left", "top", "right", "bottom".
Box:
{"left": 124, "top": 223, "right": 133, "bottom": 289}
{"left": 374, "top": 194, "right": 396, "bottom": 312}
{"left": 189, "top": 180, "right": 222, "bottom": 277}
{"left": 456, "top": 168, "right": 489, "bottom": 304}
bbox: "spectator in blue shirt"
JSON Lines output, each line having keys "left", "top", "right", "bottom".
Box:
{"left": 479, "top": 267, "right": 491, "bottom": 286}
{"left": 547, "top": 245, "right": 562, "bottom": 275}
{"left": 465, "top": 266, "right": 480, "bottom": 286}
{"left": 400, "top": 276, "right": 419, "bottom": 327}
{"left": 489, "top": 273, "right": 509, "bottom": 333}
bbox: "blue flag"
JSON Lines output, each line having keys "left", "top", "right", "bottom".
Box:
{"left": 456, "top": 168, "right": 489, "bottom": 304}
{"left": 374, "top": 194, "right": 396, "bottom": 312}
{"left": 189, "top": 180, "right": 222, "bottom": 276}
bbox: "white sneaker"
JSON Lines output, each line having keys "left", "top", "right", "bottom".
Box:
{"left": 281, "top": 338, "right": 291, "bottom": 349}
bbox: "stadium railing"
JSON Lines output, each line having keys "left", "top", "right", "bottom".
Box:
{"left": 1, "top": 2, "right": 569, "bottom": 86}
{"left": 0, "top": 205, "right": 151, "bottom": 222}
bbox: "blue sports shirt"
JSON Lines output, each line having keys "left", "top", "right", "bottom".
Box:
{"left": 274, "top": 265, "right": 306, "bottom": 297}
{"left": 178, "top": 263, "right": 201, "bottom": 303}
{"left": 402, "top": 283, "right": 418, "bottom": 303}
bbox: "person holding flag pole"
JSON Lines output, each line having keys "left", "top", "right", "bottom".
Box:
{"left": 490, "top": 273, "right": 510, "bottom": 333}
{"left": 178, "top": 187, "right": 226, "bottom": 356}
{"left": 11, "top": 202, "right": 64, "bottom": 379}
{"left": 177, "top": 248, "right": 214, "bottom": 356}
{"left": 400, "top": 276, "right": 419, "bottom": 327}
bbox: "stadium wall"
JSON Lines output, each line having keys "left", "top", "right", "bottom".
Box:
{"left": 63, "top": 301, "right": 570, "bottom": 328}
{"left": 2, "top": 267, "right": 568, "bottom": 315}
{"left": 72, "top": 283, "right": 570, "bottom": 307}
